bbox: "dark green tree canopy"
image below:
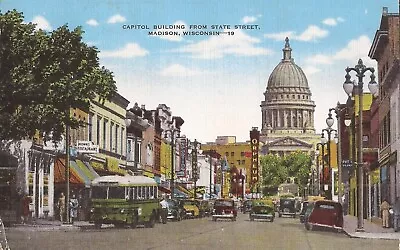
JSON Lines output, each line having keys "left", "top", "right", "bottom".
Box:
{"left": 260, "top": 151, "right": 312, "bottom": 195}
{"left": 0, "top": 10, "right": 117, "bottom": 142}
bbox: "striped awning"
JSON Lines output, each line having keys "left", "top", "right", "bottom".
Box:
{"left": 54, "top": 158, "right": 99, "bottom": 187}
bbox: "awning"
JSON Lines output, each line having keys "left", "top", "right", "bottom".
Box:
{"left": 54, "top": 158, "right": 98, "bottom": 187}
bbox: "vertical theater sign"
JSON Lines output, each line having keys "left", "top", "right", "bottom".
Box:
{"left": 250, "top": 127, "right": 260, "bottom": 193}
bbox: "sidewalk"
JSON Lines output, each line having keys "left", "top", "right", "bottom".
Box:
{"left": 343, "top": 215, "right": 400, "bottom": 240}
{"left": 8, "top": 219, "right": 94, "bottom": 232}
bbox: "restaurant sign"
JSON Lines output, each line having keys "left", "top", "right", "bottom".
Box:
{"left": 76, "top": 141, "right": 99, "bottom": 154}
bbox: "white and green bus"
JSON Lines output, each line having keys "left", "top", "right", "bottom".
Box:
{"left": 89, "top": 175, "right": 160, "bottom": 228}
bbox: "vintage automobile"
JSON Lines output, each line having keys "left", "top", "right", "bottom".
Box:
{"left": 249, "top": 199, "right": 275, "bottom": 222}
{"left": 304, "top": 200, "right": 343, "bottom": 232}
{"left": 166, "top": 199, "right": 184, "bottom": 221}
{"left": 195, "top": 199, "right": 212, "bottom": 217}
{"left": 212, "top": 199, "right": 237, "bottom": 221}
{"left": 181, "top": 199, "right": 200, "bottom": 219}
{"left": 278, "top": 197, "right": 297, "bottom": 218}
{"left": 242, "top": 200, "right": 253, "bottom": 213}
{"left": 300, "top": 196, "right": 325, "bottom": 223}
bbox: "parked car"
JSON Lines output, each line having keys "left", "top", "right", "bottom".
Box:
{"left": 181, "top": 199, "right": 200, "bottom": 219}
{"left": 249, "top": 199, "right": 275, "bottom": 222}
{"left": 212, "top": 199, "right": 237, "bottom": 221}
{"left": 304, "top": 200, "right": 343, "bottom": 232}
{"left": 242, "top": 200, "right": 253, "bottom": 213}
{"left": 278, "top": 197, "right": 297, "bottom": 218}
{"left": 166, "top": 199, "right": 184, "bottom": 221}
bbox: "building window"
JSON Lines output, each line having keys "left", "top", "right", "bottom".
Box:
{"left": 241, "top": 160, "right": 245, "bottom": 164}
{"left": 225, "top": 152, "right": 229, "bottom": 156}
{"left": 96, "top": 116, "right": 101, "bottom": 146}
{"left": 127, "top": 139, "right": 133, "bottom": 161}
{"left": 121, "top": 127, "right": 124, "bottom": 156}
{"left": 231, "top": 152, "right": 234, "bottom": 157}
{"left": 110, "top": 122, "right": 114, "bottom": 151}
{"left": 240, "top": 152, "right": 244, "bottom": 157}
{"left": 115, "top": 125, "right": 119, "bottom": 154}
{"left": 103, "top": 119, "right": 108, "bottom": 149}
{"left": 237, "top": 160, "right": 241, "bottom": 165}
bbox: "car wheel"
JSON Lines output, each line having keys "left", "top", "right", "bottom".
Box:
{"left": 270, "top": 217, "right": 274, "bottom": 222}
{"left": 145, "top": 213, "right": 156, "bottom": 228}
{"left": 278, "top": 213, "right": 282, "bottom": 218}
{"left": 94, "top": 222, "right": 102, "bottom": 229}
{"left": 232, "top": 217, "right": 236, "bottom": 221}
{"left": 250, "top": 216, "right": 254, "bottom": 221}
{"left": 212, "top": 217, "right": 217, "bottom": 222}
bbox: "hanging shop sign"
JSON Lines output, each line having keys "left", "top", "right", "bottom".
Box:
{"left": 250, "top": 128, "right": 260, "bottom": 186}
{"left": 76, "top": 141, "right": 99, "bottom": 154}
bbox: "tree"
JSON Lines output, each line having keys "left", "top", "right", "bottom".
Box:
{"left": 0, "top": 10, "right": 117, "bottom": 143}
{"left": 260, "top": 151, "right": 312, "bottom": 196}
{"left": 260, "top": 154, "right": 288, "bottom": 193}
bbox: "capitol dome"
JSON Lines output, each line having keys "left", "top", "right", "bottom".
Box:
{"left": 266, "top": 37, "right": 310, "bottom": 91}
{"left": 260, "top": 37, "right": 315, "bottom": 135}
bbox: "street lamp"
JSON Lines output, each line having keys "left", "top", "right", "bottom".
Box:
{"left": 322, "top": 112, "right": 337, "bottom": 200}
{"left": 163, "top": 121, "right": 181, "bottom": 200}
{"left": 343, "top": 58, "right": 378, "bottom": 232}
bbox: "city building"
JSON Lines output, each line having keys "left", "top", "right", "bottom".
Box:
{"left": 369, "top": 7, "right": 400, "bottom": 214}
{"left": 260, "top": 37, "right": 320, "bottom": 155}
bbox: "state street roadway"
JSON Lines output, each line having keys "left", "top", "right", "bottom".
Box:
{"left": 6, "top": 213, "right": 397, "bottom": 250}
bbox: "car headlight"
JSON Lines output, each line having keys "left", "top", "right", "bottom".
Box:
{"left": 120, "top": 209, "right": 125, "bottom": 213}
{"left": 137, "top": 208, "right": 142, "bottom": 215}
{"left": 90, "top": 208, "right": 95, "bottom": 213}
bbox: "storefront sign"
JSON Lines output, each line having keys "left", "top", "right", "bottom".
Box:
{"left": 76, "top": 141, "right": 99, "bottom": 154}
{"left": 177, "top": 138, "right": 187, "bottom": 177}
{"left": 250, "top": 128, "right": 260, "bottom": 186}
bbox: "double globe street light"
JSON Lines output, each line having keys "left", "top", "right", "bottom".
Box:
{"left": 343, "top": 58, "right": 378, "bottom": 232}
{"left": 322, "top": 112, "right": 337, "bottom": 201}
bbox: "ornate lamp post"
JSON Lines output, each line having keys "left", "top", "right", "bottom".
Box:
{"left": 163, "top": 121, "right": 181, "bottom": 199}
{"left": 322, "top": 112, "right": 337, "bottom": 200}
{"left": 343, "top": 58, "right": 378, "bottom": 232}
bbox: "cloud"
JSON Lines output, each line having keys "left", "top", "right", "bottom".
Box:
{"left": 153, "top": 20, "right": 187, "bottom": 42}
{"left": 99, "top": 43, "right": 149, "bottom": 58}
{"left": 264, "top": 25, "right": 328, "bottom": 42}
{"left": 322, "top": 17, "right": 345, "bottom": 26}
{"left": 242, "top": 16, "right": 257, "bottom": 24}
{"left": 305, "top": 54, "right": 333, "bottom": 65}
{"left": 304, "top": 35, "right": 376, "bottom": 70}
{"left": 174, "top": 30, "right": 272, "bottom": 59}
{"left": 323, "top": 18, "right": 337, "bottom": 26}
{"left": 107, "top": 14, "right": 126, "bottom": 24}
{"left": 160, "top": 64, "right": 203, "bottom": 77}
{"left": 86, "top": 19, "right": 99, "bottom": 26}
{"left": 302, "top": 65, "right": 321, "bottom": 76}
{"left": 31, "top": 16, "right": 52, "bottom": 31}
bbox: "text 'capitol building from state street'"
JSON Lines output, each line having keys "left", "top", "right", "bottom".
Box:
{"left": 260, "top": 37, "right": 320, "bottom": 155}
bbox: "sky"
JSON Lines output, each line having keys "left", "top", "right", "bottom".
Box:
{"left": 1, "top": 0, "right": 399, "bottom": 144}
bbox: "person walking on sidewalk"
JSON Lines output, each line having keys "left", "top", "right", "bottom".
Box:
{"left": 380, "top": 199, "right": 390, "bottom": 228}
{"left": 69, "top": 195, "right": 79, "bottom": 224}
{"left": 57, "top": 193, "right": 66, "bottom": 222}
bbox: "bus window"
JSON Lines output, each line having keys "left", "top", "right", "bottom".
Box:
{"left": 149, "top": 186, "right": 154, "bottom": 199}
{"left": 137, "top": 187, "right": 142, "bottom": 200}
{"left": 132, "top": 187, "right": 136, "bottom": 200}
{"left": 125, "top": 187, "right": 130, "bottom": 200}
{"left": 108, "top": 187, "right": 125, "bottom": 199}
{"left": 91, "top": 186, "right": 107, "bottom": 199}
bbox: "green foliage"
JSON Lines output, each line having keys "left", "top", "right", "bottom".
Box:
{"left": 0, "top": 10, "right": 117, "bottom": 142}
{"left": 260, "top": 151, "right": 312, "bottom": 195}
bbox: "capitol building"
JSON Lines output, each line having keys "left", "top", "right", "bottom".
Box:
{"left": 260, "top": 38, "right": 320, "bottom": 155}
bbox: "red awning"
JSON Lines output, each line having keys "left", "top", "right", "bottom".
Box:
{"left": 54, "top": 158, "right": 83, "bottom": 185}
{"left": 158, "top": 186, "right": 171, "bottom": 194}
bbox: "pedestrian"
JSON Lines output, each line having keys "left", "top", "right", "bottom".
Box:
{"left": 69, "top": 194, "right": 79, "bottom": 224}
{"left": 57, "top": 192, "right": 65, "bottom": 222}
{"left": 380, "top": 199, "right": 390, "bottom": 228}
{"left": 159, "top": 196, "right": 169, "bottom": 224}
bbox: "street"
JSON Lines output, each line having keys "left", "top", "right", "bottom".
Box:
{"left": 5, "top": 213, "right": 398, "bottom": 250}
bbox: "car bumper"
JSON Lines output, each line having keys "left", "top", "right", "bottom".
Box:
{"left": 309, "top": 222, "right": 343, "bottom": 230}
{"left": 213, "top": 214, "right": 235, "bottom": 219}
{"left": 251, "top": 214, "right": 274, "bottom": 219}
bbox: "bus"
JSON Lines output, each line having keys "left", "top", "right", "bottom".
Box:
{"left": 89, "top": 175, "right": 160, "bottom": 228}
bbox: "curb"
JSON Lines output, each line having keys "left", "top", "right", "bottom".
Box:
{"left": 343, "top": 229, "right": 400, "bottom": 241}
